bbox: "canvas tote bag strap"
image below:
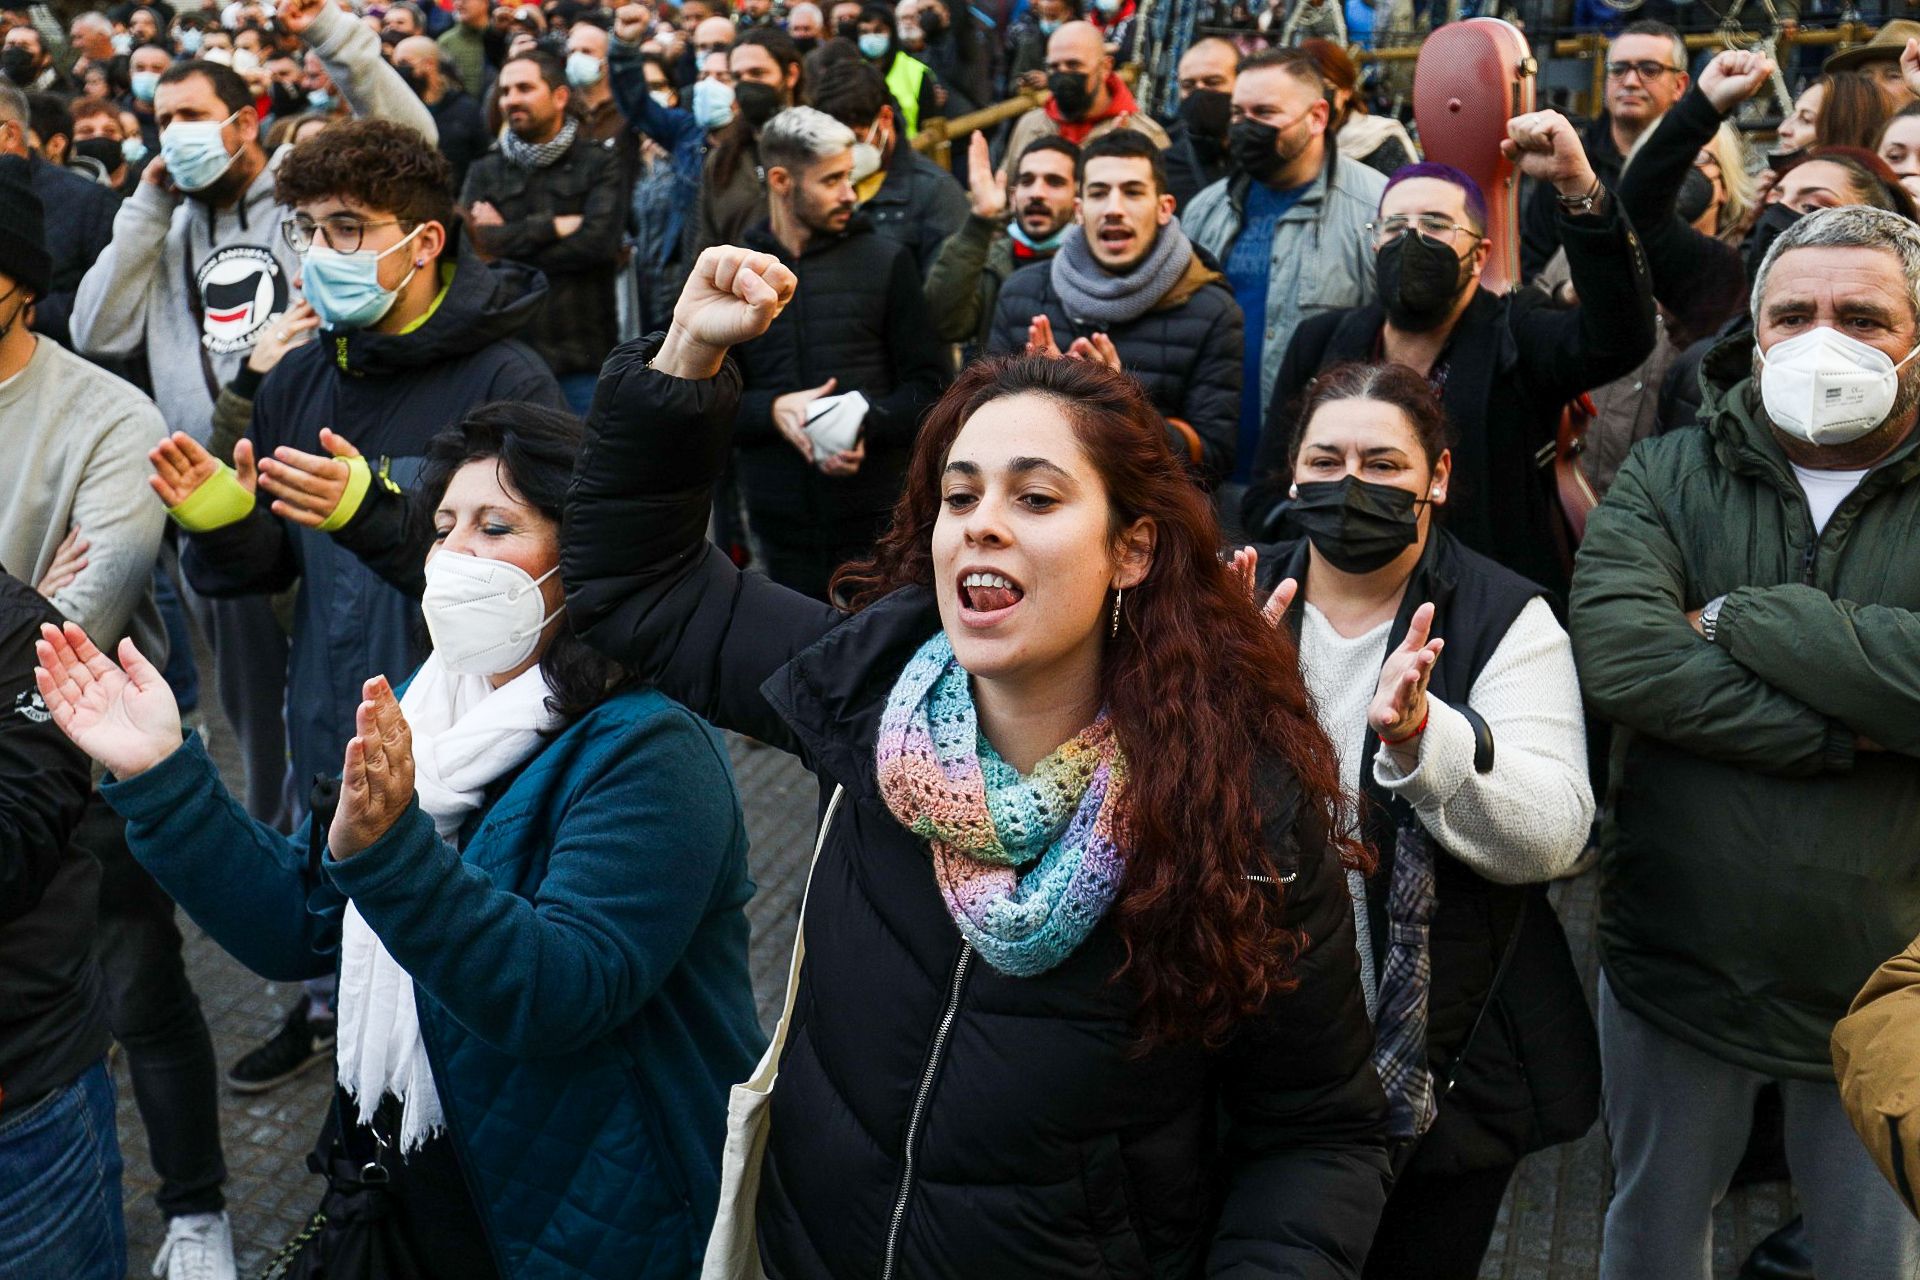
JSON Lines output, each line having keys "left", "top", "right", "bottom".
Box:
{"left": 771, "top": 784, "right": 843, "bottom": 1047}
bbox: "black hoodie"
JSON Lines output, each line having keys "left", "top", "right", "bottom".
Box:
{"left": 181, "top": 232, "right": 562, "bottom": 791}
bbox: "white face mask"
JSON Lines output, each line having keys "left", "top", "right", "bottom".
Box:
{"left": 1759, "top": 326, "right": 1920, "bottom": 446}
{"left": 421, "top": 552, "right": 562, "bottom": 676}
{"left": 850, "top": 119, "right": 885, "bottom": 184}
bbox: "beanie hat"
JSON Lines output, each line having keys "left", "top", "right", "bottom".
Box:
{"left": 0, "top": 156, "right": 50, "bottom": 299}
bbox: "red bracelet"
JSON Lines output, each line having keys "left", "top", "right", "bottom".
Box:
{"left": 1378, "top": 712, "right": 1429, "bottom": 747}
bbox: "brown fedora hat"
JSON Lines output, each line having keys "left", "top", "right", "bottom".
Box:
{"left": 1825, "top": 19, "right": 1920, "bottom": 71}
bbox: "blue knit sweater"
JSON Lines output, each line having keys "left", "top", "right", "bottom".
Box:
{"left": 102, "top": 686, "right": 765, "bottom": 1278}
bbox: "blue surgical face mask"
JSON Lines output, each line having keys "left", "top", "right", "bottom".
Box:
{"left": 565, "top": 50, "right": 603, "bottom": 87}
{"left": 301, "top": 224, "right": 425, "bottom": 330}
{"left": 131, "top": 70, "right": 160, "bottom": 102}
{"left": 307, "top": 88, "right": 334, "bottom": 113}
{"left": 692, "top": 77, "right": 734, "bottom": 129}
{"left": 112, "top": 31, "right": 133, "bottom": 54}
{"left": 857, "top": 31, "right": 889, "bottom": 59}
{"left": 177, "top": 28, "right": 204, "bottom": 54}
{"left": 1038, "top": 18, "right": 1060, "bottom": 33}
{"left": 122, "top": 136, "right": 149, "bottom": 166}
{"left": 160, "top": 108, "right": 241, "bottom": 191}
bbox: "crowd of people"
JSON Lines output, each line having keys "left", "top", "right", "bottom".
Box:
{"left": 8, "top": 0, "right": 1920, "bottom": 1276}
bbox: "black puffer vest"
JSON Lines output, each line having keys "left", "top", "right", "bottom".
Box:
{"left": 1263, "top": 530, "right": 1601, "bottom": 1174}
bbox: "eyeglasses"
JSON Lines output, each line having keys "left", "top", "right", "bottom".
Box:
{"left": 1367, "top": 212, "right": 1483, "bottom": 244}
{"left": 282, "top": 214, "right": 410, "bottom": 254}
{"left": 1605, "top": 59, "right": 1680, "bottom": 81}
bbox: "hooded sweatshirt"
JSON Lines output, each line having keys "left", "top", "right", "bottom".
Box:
{"left": 180, "top": 232, "right": 560, "bottom": 793}
{"left": 70, "top": 1, "right": 439, "bottom": 441}
{"left": 1003, "top": 72, "right": 1169, "bottom": 170}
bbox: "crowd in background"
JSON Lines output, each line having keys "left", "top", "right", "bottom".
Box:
{"left": 8, "top": 0, "right": 1920, "bottom": 1277}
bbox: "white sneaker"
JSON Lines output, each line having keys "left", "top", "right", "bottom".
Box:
{"left": 152, "top": 1211, "right": 238, "bottom": 1280}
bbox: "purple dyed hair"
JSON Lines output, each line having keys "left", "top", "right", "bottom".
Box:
{"left": 1382, "top": 161, "right": 1489, "bottom": 235}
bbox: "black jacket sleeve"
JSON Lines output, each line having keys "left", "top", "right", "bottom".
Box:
{"left": 330, "top": 472, "right": 433, "bottom": 599}
{"left": 562, "top": 334, "right": 843, "bottom": 761}
{"left": 1208, "top": 761, "right": 1391, "bottom": 1275}
{"left": 1242, "top": 312, "right": 1340, "bottom": 541}
{"left": 1179, "top": 290, "right": 1244, "bottom": 489}
{"left": 0, "top": 589, "right": 93, "bottom": 925}
{"left": 1513, "top": 197, "right": 1657, "bottom": 416}
{"left": 1614, "top": 87, "right": 1748, "bottom": 345}
{"left": 1519, "top": 178, "right": 1561, "bottom": 283}
{"left": 863, "top": 247, "right": 949, "bottom": 448}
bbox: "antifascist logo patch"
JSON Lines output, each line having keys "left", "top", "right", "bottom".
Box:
{"left": 12, "top": 689, "right": 49, "bottom": 723}
{"left": 196, "top": 245, "right": 289, "bottom": 356}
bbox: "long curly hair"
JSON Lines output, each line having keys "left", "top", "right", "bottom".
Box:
{"left": 835, "top": 357, "right": 1368, "bottom": 1049}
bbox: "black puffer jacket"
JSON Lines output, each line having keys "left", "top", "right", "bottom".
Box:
{"left": 731, "top": 216, "right": 947, "bottom": 550}
{"left": 987, "top": 244, "right": 1244, "bottom": 488}
{"left": 563, "top": 337, "right": 1393, "bottom": 1278}
{"left": 860, "top": 148, "right": 969, "bottom": 278}
{"left": 461, "top": 131, "right": 628, "bottom": 375}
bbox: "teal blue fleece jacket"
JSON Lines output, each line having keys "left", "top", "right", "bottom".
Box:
{"left": 102, "top": 687, "right": 764, "bottom": 1279}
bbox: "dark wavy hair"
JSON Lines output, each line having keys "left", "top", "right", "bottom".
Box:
{"left": 415, "top": 402, "right": 634, "bottom": 729}
{"left": 274, "top": 117, "right": 455, "bottom": 230}
{"left": 834, "top": 357, "right": 1368, "bottom": 1049}
{"left": 1286, "top": 360, "right": 1454, "bottom": 467}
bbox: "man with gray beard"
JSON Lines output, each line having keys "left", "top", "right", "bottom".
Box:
{"left": 1569, "top": 203, "right": 1920, "bottom": 1280}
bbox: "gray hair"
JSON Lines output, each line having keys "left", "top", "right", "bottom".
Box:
{"left": 0, "top": 84, "right": 27, "bottom": 129}
{"left": 1751, "top": 205, "right": 1920, "bottom": 328}
{"left": 758, "top": 105, "right": 856, "bottom": 176}
{"left": 71, "top": 12, "right": 113, "bottom": 37}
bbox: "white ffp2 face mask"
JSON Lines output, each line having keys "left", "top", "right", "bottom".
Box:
{"left": 1759, "top": 326, "right": 1920, "bottom": 446}
{"left": 421, "top": 552, "right": 562, "bottom": 676}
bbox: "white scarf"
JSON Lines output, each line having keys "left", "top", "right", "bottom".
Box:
{"left": 335, "top": 655, "right": 561, "bottom": 1153}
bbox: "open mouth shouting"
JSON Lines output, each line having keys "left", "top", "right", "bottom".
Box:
{"left": 957, "top": 567, "right": 1025, "bottom": 626}
{"left": 1095, "top": 222, "right": 1135, "bottom": 256}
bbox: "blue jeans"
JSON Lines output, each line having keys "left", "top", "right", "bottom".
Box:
{"left": 558, "top": 371, "right": 599, "bottom": 417}
{"left": 0, "top": 1059, "right": 126, "bottom": 1280}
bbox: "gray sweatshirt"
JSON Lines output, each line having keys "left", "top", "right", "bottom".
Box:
{"left": 70, "top": 2, "right": 439, "bottom": 441}
{"left": 0, "top": 339, "right": 168, "bottom": 653}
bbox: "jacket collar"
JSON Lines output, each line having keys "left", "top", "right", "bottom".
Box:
{"left": 1226, "top": 141, "right": 1337, "bottom": 219}
{"left": 760, "top": 587, "right": 942, "bottom": 797}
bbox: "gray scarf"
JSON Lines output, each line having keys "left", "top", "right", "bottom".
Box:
{"left": 499, "top": 117, "right": 578, "bottom": 169}
{"left": 1048, "top": 218, "right": 1193, "bottom": 328}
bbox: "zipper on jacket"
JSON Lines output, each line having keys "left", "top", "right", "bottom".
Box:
{"left": 881, "top": 942, "right": 973, "bottom": 1280}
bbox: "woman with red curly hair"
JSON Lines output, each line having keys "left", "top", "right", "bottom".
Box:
{"left": 564, "top": 246, "right": 1391, "bottom": 1277}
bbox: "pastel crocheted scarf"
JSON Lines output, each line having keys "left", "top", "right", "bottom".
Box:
{"left": 876, "top": 632, "right": 1129, "bottom": 977}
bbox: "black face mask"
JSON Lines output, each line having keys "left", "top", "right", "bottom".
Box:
{"left": 734, "top": 79, "right": 783, "bottom": 128}
{"left": 1179, "top": 87, "right": 1231, "bottom": 146}
{"left": 1048, "top": 70, "right": 1093, "bottom": 120}
{"left": 1674, "top": 164, "right": 1717, "bottom": 225}
{"left": 270, "top": 81, "right": 306, "bottom": 116}
{"left": 835, "top": 19, "right": 860, "bottom": 39}
{"left": 1228, "top": 118, "right": 1282, "bottom": 182}
{"left": 1376, "top": 231, "right": 1468, "bottom": 333}
{"left": 1743, "top": 201, "right": 1800, "bottom": 280}
{"left": 73, "top": 136, "right": 124, "bottom": 171}
{"left": 397, "top": 65, "right": 426, "bottom": 96}
{"left": 1290, "top": 476, "right": 1426, "bottom": 574}
{"left": 1, "top": 48, "right": 36, "bottom": 85}
{"left": 919, "top": 11, "right": 945, "bottom": 35}
{"left": 792, "top": 34, "right": 818, "bottom": 54}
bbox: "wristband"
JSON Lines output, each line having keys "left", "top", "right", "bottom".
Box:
{"left": 315, "top": 455, "right": 374, "bottom": 533}
{"left": 166, "top": 462, "right": 256, "bottom": 532}
{"left": 1379, "top": 711, "right": 1430, "bottom": 747}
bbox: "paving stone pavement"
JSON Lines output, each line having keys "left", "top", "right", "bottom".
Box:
{"left": 117, "top": 711, "right": 1792, "bottom": 1279}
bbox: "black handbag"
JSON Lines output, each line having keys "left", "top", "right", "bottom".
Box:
{"left": 258, "top": 1103, "right": 431, "bottom": 1280}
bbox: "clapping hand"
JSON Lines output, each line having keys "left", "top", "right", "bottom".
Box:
{"left": 1227, "top": 545, "right": 1297, "bottom": 627}
{"left": 655, "top": 245, "right": 799, "bottom": 379}
{"left": 1501, "top": 110, "right": 1599, "bottom": 200}
{"left": 1698, "top": 48, "right": 1776, "bottom": 114}
{"left": 1026, "top": 314, "right": 1063, "bottom": 358}
{"left": 257, "top": 428, "right": 363, "bottom": 528}
{"left": 328, "top": 675, "right": 416, "bottom": 861}
{"left": 1370, "top": 601, "right": 1443, "bottom": 755}
{"left": 1067, "top": 333, "right": 1122, "bottom": 371}
{"left": 34, "top": 622, "right": 182, "bottom": 780}
{"left": 965, "top": 132, "right": 1007, "bottom": 221}
{"left": 149, "top": 433, "right": 257, "bottom": 507}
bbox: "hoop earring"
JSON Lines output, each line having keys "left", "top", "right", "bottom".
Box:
{"left": 1110, "top": 588, "right": 1122, "bottom": 640}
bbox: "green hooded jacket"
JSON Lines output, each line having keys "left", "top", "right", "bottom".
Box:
{"left": 1570, "top": 334, "right": 1920, "bottom": 1080}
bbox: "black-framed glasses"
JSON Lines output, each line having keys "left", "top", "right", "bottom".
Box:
{"left": 1605, "top": 59, "right": 1679, "bottom": 81}
{"left": 281, "top": 214, "right": 409, "bottom": 254}
{"left": 1367, "top": 212, "right": 1483, "bottom": 243}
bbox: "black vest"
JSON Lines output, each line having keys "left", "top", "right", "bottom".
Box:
{"left": 1261, "top": 529, "right": 1600, "bottom": 1175}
